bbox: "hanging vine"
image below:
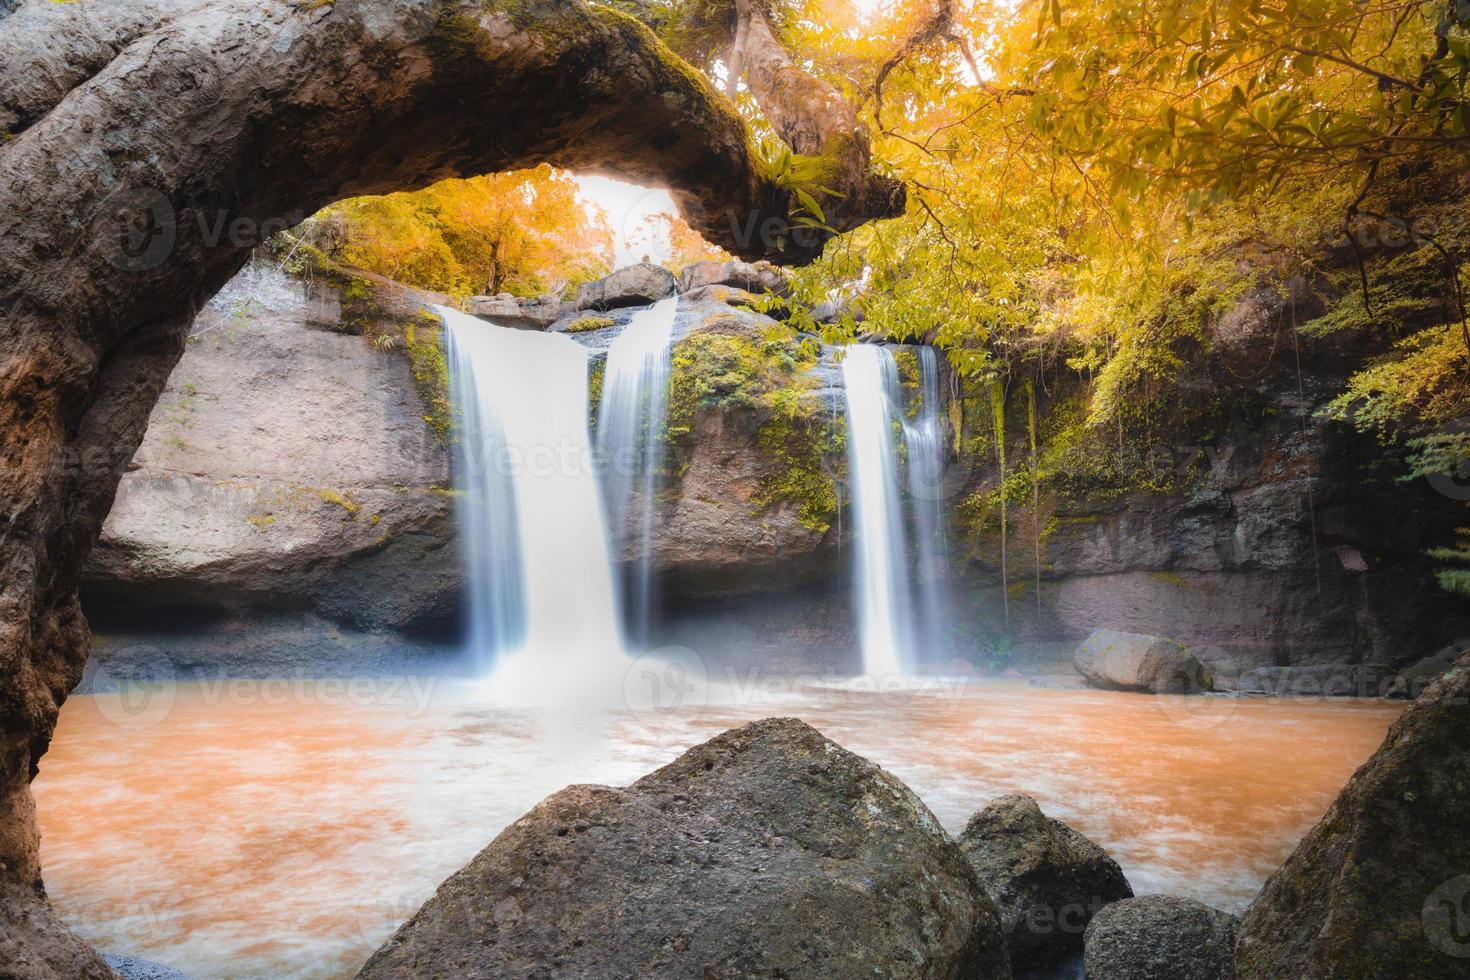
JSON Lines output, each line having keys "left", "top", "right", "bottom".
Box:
{"left": 991, "top": 377, "right": 1009, "bottom": 634}
{"left": 1026, "top": 378, "right": 1041, "bottom": 618}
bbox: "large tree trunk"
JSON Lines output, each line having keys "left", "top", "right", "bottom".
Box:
{"left": 0, "top": 0, "right": 901, "bottom": 973}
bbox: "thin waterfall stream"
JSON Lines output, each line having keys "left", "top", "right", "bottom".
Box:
{"left": 903, "top": 347, "right": 951, "bottom": 654}
{"left": 841, "top": 344, "right": 912, "bottom": 677}
{"left": 596, "top": 297, "right": 678, "bottom": 647}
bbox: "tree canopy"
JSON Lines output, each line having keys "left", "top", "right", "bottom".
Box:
{"left": 313, "top": 166, "right": 616, "bottom": 298}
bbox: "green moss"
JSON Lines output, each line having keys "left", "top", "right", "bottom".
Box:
{"left": 666, "top": 323, "right": 838, "bottom": 527}
{"left": 317, "top": 488, "right": 360, "bottom": 518}
{"left": 753, "top": 390, "right": 845, "bottom": 533}
{"left": 567, "top": 315, "right": 617, "bottom": 333}
{"left": 587, "top": 359, "right": 606, "bottom": 427}
{"left": 666, "top": 330, "right": 785, "bottom": 437}
{"left": 1302, "top": 244, "right": 1455, "bottom": 339}
{"left": 405, "top": 312, "right": 453, "bottom": 439}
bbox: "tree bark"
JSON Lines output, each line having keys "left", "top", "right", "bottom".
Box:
{"left": 722, "top": 0, "right": 906, "bottom": 235}
{"left": 0, "top": 0, "right": 902, "bottom": 973}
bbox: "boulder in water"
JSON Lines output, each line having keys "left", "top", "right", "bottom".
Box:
{"left": 958, "top": 794, "right": 1133, "bottom": 967}
{"left": 1384, "top": 641, "right": 1467, "bottom": 699}
{"left": 573, "top": 263, "right": 677, "bottom": 311}
{"left": 356, "top": 717, "right": 1010, "bottom": 979}
{"left": 1073, "top": 629, "right": 1212, "bottom": 694}
{"left": 1082, "top": 895, "right": 1237, "bottom": 980}
{"left": 1235, "top": 653, "right": 1470, "bottom": 978}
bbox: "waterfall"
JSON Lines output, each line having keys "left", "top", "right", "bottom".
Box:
{"left": 903, "top": 347, "right": 950, "bottom": 654}
{"left": 441, "top": 307, "right": 624, "bottom": 682}
{"left": 842, "top": 345, "right": 911, "bottom": 677}
{"left": 596, "top": 297, "right": 677, "bottom": 648}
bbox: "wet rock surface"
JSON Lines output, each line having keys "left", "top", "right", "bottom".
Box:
{"left": 1236, "top": 661, "right": 1396, "bottom": 697}
{"left": 356, "top": 717, "right": 1011, "bottom": 979}
{"left": 1236, "top": 653, "right": 1470, "bottom": 979}
{"left": 958, "top": 794, "right": 1133, "bottom": 967}
{"left": 1072, "top": 629, "right": 1212, "bottom": 694}
{"left": 1081, "top": 895, "right": 1237, "bottom": 980}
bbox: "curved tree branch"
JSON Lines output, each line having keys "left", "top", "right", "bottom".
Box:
{"left": 710, "top": 0, "right": 906, "bottom": 236}
{"left": 0, "top": 0, "right": 906, "bottom": 973}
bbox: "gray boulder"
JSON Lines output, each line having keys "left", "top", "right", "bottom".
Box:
{"left": 676, "top": 258, "right": 788, "bottom": 296}
{"left": 1082, "top": 895, "right": 1237, "bottom": 980}
{"left": 81, "top": 261, "right": 459, "bottom": 633}
{"left": 958, "top": 794, "right": 1133, "bottom": 967}
{"left": 680, "top": 282, "right": 761, "bottom": 308}
{"left": 573, "top": 262, "right": 676, "bottom": 310}
{"left": 357, "top": 717, "right": 1010, "bottom": 979}
{"left": 1236, "top": 653, "right": 1470, "bottom": 978}
{"left": 466, "top": 292, "right": 564, "bottom": 329}
{"left": 1073, "top": 629, "right": 1212, "bottom": 694}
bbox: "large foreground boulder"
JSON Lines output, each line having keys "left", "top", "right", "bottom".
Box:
{"left": 357, "top": 718, "right": 1010, "bottom": 979}
{"left": 1235, "top": 653, "right": 1470, "bottom": 978}
{"left": 958, "top": 795, "right": 1133, "bottom": 967}
{"left": 1073, "top": 629, "right": 1212, "bottom": 694}
{"left": 1082, "top": 895, "right": 1237, "bottom": 980}
{"left": 0, "top": 882, "right": 114, "bottom": 980}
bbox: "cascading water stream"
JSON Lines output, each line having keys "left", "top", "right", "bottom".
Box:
{"left": 596, "top": 297, "right": 678, "bottom": 648}
{"left": 842, "top": 344, "right": 912, "bottom": 677}
{"left": 902, "top": 347, "right": 950, "bottom": 653}
{"left": 441, "top": 307, "right": 625, "bottom": 687}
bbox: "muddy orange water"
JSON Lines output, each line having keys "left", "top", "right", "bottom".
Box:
{"left": 34, "top": 678, "right": 1402, "bottom": 979}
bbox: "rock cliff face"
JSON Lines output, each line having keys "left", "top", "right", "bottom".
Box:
{"left": 84, "top": 263, "right": 461, "bottom": 637}
{"left": 948, "top": 280, "right": 1470, "bottom": 681}
{"left": 80, "top": 266, "right": 848, "bottom": 667}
